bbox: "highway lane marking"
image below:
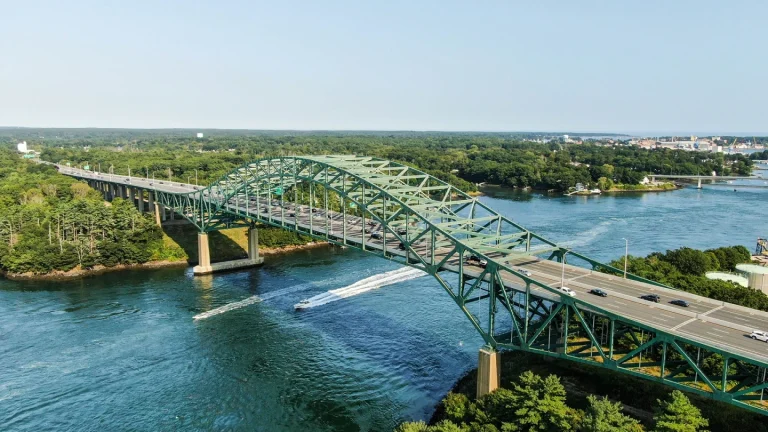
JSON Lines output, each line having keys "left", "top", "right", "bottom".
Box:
{"left": 701, "top": 305, "right": 724, "bottom": 316}
{"left": 676, "top": 329, "right": 767, "bottom": 360}
{"left": 671, "top": 318, "right": 698, "bottom": 330}
{"left": 705, "top": 332, "right": 725, "bottom": 339}
{"left": 710, "top": 328, "right": 731, "bottom": 335}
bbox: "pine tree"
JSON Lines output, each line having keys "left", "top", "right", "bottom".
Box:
{"left": 581, "top": 395, "right": 642, "bottom": 432}
{"left": 653, "top": 391, "right": 708, "bottom": 432}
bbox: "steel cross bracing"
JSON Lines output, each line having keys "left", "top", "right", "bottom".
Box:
{"left": 59, "top": 155, "right": 768, "bottom": 415}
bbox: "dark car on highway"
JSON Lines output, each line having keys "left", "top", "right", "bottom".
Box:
{"left": 588, "top": 289, "right": 608, "bottom": 297}
{"left": 670, "top": 299, "right": 690, "bottom": 307}
{"left": 640, "top": 294, "right": 661, "bottom": 303}
{"left": 370, "top": 231, "right": 383, "bottom": 240}
{"left": 398, "top": 242, "right": 406, "bottom": 250}
{"left": 466, "top": 254, "right": 488, "bottom": 268}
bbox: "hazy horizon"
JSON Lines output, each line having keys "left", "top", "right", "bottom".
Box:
{"left": 3, "top": 1, "right": 767, "bottom": 133}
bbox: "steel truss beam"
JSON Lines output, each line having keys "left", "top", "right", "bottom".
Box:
{"left": 65, "top": 155, "right": 768, "bottom": 415}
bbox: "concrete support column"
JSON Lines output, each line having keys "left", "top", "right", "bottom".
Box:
{"left": 148, "top": 190, "right": 155, "bottom": 212}
{"left": 193, "top": 233, "right": 213, "bottom": 275}
{"left": 476, "top": 347, "right": 500, "bottom": 399}
{"left": 160, "top": 204, "right": 167, "bottom": 221}
{"left": 138, "top": 189, "right": 145, "bottom": 212}
{"left": 248, "top": 227, "right": 259, "bottom": 260}
{"left": 170, "top": 208, "right": 175, "bottom": 220}
{"left": 154, "top": 202, "right": 162, "bottom": 226}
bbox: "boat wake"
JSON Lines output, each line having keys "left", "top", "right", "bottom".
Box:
{"left": 193, "top": 295, "right": 263, "bottom": 320}
{"left": 193, "top": 282, "right": 320, "bottom": 320}
{"left": 294, "top": 267, "right": 427, "bottom": 310}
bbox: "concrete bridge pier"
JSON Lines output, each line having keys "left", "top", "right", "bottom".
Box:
{"left": 192, "top": 226, "right": 264, "bottom": 276}
{"left": 476, "top": 346, "right": 500, "bottom": 399}
{"left": 137, "top": 189, "right": 145, "bottom": 212}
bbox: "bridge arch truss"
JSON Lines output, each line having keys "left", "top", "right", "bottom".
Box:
{"left": 77, "top": 155, "right": 768, "bottom": 414}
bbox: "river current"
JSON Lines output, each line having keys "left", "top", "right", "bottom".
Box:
{"left": 1, "top": 183, "right": 766, "bottom": 431}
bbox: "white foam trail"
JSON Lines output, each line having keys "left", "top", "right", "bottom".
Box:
{"left": 193, "top": 296, "right": 263, "bottom": 320}
{"left": 295, "top": 267, "right": 426, "bottom": 309}
{"left": 193, "top": 282, "right": 319, "bottom": 320}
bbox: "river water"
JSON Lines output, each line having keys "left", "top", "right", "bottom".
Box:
{"left": 1, "top": 183, "right": 766, "bottom": 431}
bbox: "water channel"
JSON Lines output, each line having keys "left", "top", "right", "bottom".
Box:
{"left": 1, "top": 183, "right": 766, "bottom": 431}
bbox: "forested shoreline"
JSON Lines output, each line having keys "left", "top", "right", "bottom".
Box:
{"left": 1, "top": 132, "right": 759, "bottom": 193}
{"left": 0, "top": 149, "right": 314, "bottom": 278}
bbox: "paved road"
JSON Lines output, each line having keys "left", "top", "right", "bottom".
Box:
{"left": 61, "top": 166, "right": 768, "bottom": 365}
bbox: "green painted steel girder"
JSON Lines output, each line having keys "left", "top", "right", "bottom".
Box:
{"left": 62, "top": 155, "right": 768, "bottom": 415}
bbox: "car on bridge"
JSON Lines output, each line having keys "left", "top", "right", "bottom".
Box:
{"left": 516, "top": 268, "right": 532, "bottom": 277}
{"left": 588, "top": 288, "right": 608, "bottom": 297}
{"left": 560, "top": 287, "right": 576, "bottom": 297}
{"left": 751, "top": 330, "right": 768, "bottom": 342}
{"left": 398, "top": 242, "right": 406, "bottom": 250}
{"left": 466, "top": 255, "right": 487, "bottom": 268}
{"left": 370, "top": 231, "right": 383, "bottom": 240}
{"left": 640, "top": 294, "right": 661, "bottom": 303}
{"left": 670, "top": 299, "right": 690, "bottom": 308}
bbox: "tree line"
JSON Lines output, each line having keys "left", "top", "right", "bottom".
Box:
{"left": 6, "top": 133, "right": 754, "bottom": 193}
{"left": 0, "top": 150, "right": 173, "bottom": 274}
{"left": 396, "top": 371, "right": 709, "bottom": 432}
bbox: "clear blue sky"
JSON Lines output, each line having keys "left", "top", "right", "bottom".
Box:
{"left": 2, "top": 1, "right": 766, "bottom": 134}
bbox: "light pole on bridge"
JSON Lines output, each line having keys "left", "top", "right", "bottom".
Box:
{"left": 622, "top": 238, "right": 629, "bottom": 279}
{"left": 194, "top": 168, "right": 198, "bottom": 186}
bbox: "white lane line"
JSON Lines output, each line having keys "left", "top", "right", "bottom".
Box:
{"left": 659, "top": 313, "right": 675, "bottom": 319}
{"left": 613, "top": 301, "right": 628, "bottom": 306}
{"left": 711, "top": 328, "right": 731, "bottom": 335}
{"left": 671, "top": 318, "right": 697, "bottom": 330}
{"left": 701, "top": 305, "right": 724, "bottom": 317}
{"left": 705, "top": 332, "right": 725, "bottom": 338}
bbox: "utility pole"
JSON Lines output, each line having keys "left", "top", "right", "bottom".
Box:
{"left": 622, "top": 238, "right": 629, "bottom": 279}
{"left": 560, "top": 249, "right": 566, "bottom": 287}
{"left": 195, "top": 168, "right": 198, "bottom": 186}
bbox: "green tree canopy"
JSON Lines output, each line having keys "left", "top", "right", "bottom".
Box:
{"left": 653, "top": 390, "right": 709, "bottom": 432}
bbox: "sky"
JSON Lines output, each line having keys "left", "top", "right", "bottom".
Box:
{"left": 2, "top": 1, "right": 767, "bottom": 134}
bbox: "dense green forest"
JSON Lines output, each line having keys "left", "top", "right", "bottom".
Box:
{"left": 397, "top": 374, "right": 710, "bottom": 432}
{"left": 2, "top": 131, "right": 756, "bottom": 192}
{"left": 0, "top": 149, "right": 313, "bottom": 276}
{"left": 0, "top": 149, "right": 172, "bottom": 275}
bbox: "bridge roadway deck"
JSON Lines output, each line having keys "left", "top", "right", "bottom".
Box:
{"left": 64, "top": 168, "right": 768, "bottom": 365}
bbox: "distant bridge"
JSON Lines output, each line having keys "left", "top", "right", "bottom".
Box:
{"left": 650, "top": 174, "right": 764, "bottom": 188}
{"left": 57, "top": 156, "right": 768, "bottom": 414}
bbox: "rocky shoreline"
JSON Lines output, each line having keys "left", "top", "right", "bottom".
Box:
{"left": 2, "top": 241, "right": 331, "bottom": 281}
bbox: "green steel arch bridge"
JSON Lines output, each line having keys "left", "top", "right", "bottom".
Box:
{"left": 58, "top": 155, "right": 768, "bottom": 414}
